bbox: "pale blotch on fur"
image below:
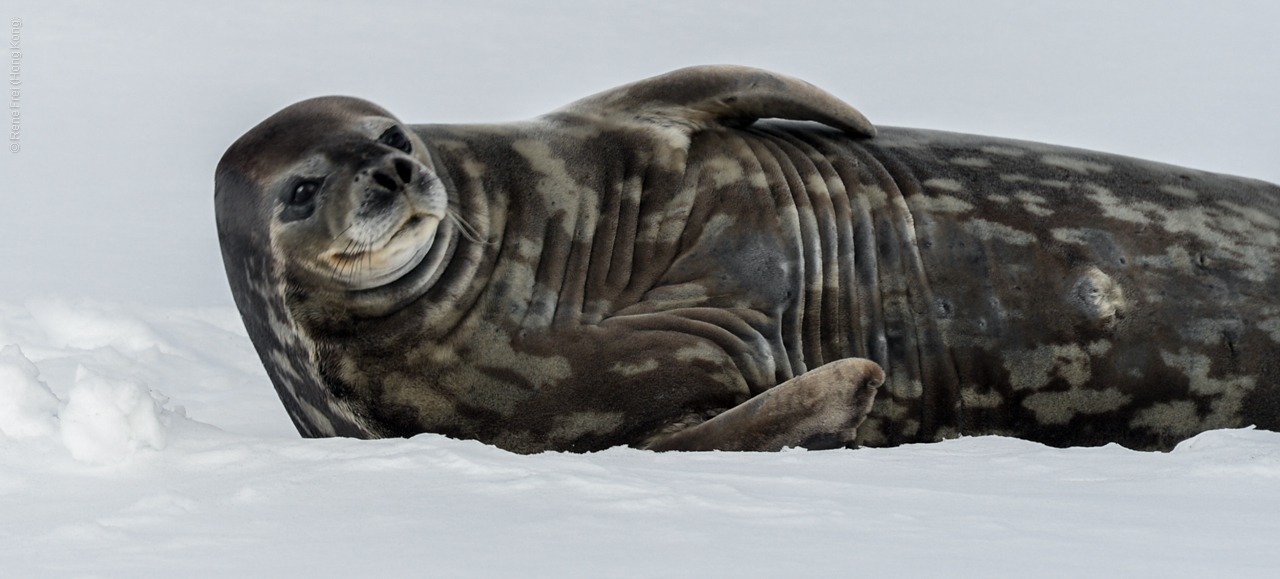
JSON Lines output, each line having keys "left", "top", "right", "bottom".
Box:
{"left": 1219, "top": 200, "right": 1280, "bottom": 229}
{"left": 1134, "top": 246, "right": 1195, "bottom": 276}
{"left": 1022, "top": 387, "right": 1133, "bottom": 425}
{"left": 1129, "top": 400, "right": 1202, "bottom": 439}
{"left": 909, "top": 193, "right": 974, "bottom": 214}
{"left": 950, "top": 156, "right": 991, "bottom": 168}
{"left": 1086, "top": 340, "right": 1112, "bottom": 356}
{"left": 1129, "top": 349, "right": 1258, "bottom": 437}
{"left": 862, "top": 183, "right": 889, "bottom": 210}
{"left": 825, "top": 175, "right": 847, "bottom": 197}
{"left": 382, "top": 371, "right": 455, "bottom": 421}
{"left": 549, "top": 411, "right": 626, "bottom": 441}
{"left": 1041, "top": 154, "right": 1112, "bottom": 174}
{"left": 610, "top": 359, "right": 661, "bottom": 376}
{"left": 963, "top": 218, "right": 1035, "bottom": 245}
{"left": 981, "top": 145, "right": 1027, "bottom": 157}
{"left": 1051, "top": 228, "right": 1089, "bottom": 245}
{"left": 1086, "top": 183, "right": 1279, "bottom": 282}
{"left": 1084, "top": 184, "right": 1152, "bottom": 225}
{"left": 804, "top": 173, "right": 829, "bottom": 197}
{"left": 471, "top": 321, "right": 573, "bottom": 388}
{"left": 703, "top": 155, "right": 747, "bottom": 188}
{"left": 512, "top": 138, "right": 603, "bottom": 237}
{"left": 923, "top": 178, "right": 963, "bottom": 192}
{"left": 1160, "top": 348, "right": 1256, "bottom": 398}
{"left": 1004, "top": 343, "right": 1092, "bottom": 391}
{"left": 1015, "top": 191, "right": 1053, "bottom": 216}
{"left": 961, "top": 388, "right": 1004, "bottom": 409}
{"left": 1160, "top": 184, "right": 1199, "bottom": 200}
{"left": 1258, "top": 317, "right": 1280, "bottom": 343}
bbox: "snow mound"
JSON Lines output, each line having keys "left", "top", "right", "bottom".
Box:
{"left": 0, "top": 343, "right": 172, "bottom": 463}
{"left": 26, "top": 298, "right": 178, "bottom": 354}
{"left": 59, "top": 365, "right": 169, "bottom": 463}
{"left": 0, "top": 297, "right": 289, "bottom": 440}
{"left": 0, "top": 345, "right": 60, "bottom": 439}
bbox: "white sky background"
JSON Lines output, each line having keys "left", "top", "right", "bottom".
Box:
{"left": 2, "top": 0, "right": 1279, "bottom": 306}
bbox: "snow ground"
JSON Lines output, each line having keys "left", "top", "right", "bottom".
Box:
{"left": 3, "top": 299, "right": 1279, "bottom": 578}
{"left": 3, "top": 2, "right": 1280, "bottom": 577}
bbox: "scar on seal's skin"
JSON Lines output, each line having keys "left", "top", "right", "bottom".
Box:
{"left": 216, "top": 65, "right": 1280, "bottom": 453}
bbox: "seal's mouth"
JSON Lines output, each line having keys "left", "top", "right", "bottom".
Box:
{"left": 333, "top": 214, "right": 426, "bottom": 262}
{"left": 391, "top": 214, "right": 426, "bottom": 242}
{"left": 325, "top": 210, "right": 442, "bottom": 290}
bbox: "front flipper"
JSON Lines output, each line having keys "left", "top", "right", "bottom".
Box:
{"left": 553, "top": 65, "right": 875, "bottom": 137}
{"left": 642, "top": 358, "right": 885, "bottom": 452}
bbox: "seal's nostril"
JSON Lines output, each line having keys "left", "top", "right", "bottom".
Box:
{"left": 394, "top": 159, "right": 415, "bottom": 184}
{"left": 373, "top": 171, "right": 398, "bottom": 191}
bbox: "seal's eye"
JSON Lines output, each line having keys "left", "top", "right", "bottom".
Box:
{"left": 279, "top": 178, "right": 323, "bottom": 222}
{"left": 290, "top": 180, "right": 321, "bottom": 205}
{"left": 379, "top": 126, "right": 412, "bottom": 153}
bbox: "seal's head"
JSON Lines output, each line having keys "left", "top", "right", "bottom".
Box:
{"left": 215, "top": 97, "right": 462, "bottom": 438}
{"left": 217, "top": 97, "right": 451, "bottom": 308}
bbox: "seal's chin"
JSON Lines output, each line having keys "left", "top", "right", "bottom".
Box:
{"left": 325, "top": 213, "right": 442, "bottom": 291}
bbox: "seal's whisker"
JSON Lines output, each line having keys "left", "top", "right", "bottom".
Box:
{"left": 356, "top": 240, "right": 372, "bottom": 280}
{"left": 339, "top": 238, "right": 360, "bottom": 282}
{"left": 362, "top": 241, "right": 373, "bottom": 280}
{"left": 331, "top": 224, "right": 354, "bottom": 243}
{"left": 448, "top": 208, "right": 491, "bottom": 245}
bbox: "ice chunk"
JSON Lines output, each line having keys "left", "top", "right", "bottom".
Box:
{"left": 0, "top": 344, "right": 61, "bottom": 439}
{"left": 59, "top": 365, "right": 167, "bottom": 463}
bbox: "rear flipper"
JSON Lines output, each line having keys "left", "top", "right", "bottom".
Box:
{"left": 643, "top": 358, "right": 885, "bottom": 451}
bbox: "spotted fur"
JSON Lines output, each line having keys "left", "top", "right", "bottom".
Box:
{"left": 216, "top": 66, "right": 1280, "bottom": 452}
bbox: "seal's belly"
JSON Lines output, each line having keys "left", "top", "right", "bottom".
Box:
{"left": 666, "top": 123, "right": 1280, "bottom": 449}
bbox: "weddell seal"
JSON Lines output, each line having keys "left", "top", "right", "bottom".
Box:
{"left": 215, "top": 65, "right": 1280, "bottom": 453}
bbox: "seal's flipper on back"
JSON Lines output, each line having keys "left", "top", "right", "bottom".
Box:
{"left": 553, "top": 65, "right": 875, "bottom": 137}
